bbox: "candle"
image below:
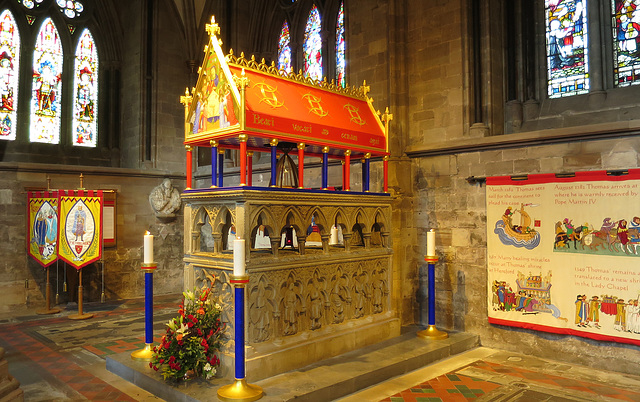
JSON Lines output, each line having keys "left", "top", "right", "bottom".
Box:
{"left": 330, "top": 226, "right": 339, "bottom": 245}
{"left": 427, "top": 229, "right": 436, "bottom": 257}
{"left": 233, "top": 238, "right": 245, "bottom": 276}
{"left": 144, "top": 231, "right": 154, "bottom": 263}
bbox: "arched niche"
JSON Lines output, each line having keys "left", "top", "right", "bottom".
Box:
{"left": 251, "top": 209, "right": 276, "bottom": 252}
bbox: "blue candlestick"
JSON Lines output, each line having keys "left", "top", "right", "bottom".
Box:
{"left": 417, "top": 256, "right": 448, "bottom": 340}
{"left": 131, "top": 263, "right": 157, "bottom": 361}
{"left": 145, "top": 271, "right": 153, "bottom": 344}
{"left": 217, "top": 275, "right": 263, "bottom": 401}
{"left": 234, "top": 285, "right": 245, "bottom": 379}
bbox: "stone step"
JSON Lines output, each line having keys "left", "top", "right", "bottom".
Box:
{"left": 107, "top": 328, "right": 478, "bottom": 402}
{"left": 0, "top": 377, "right": 23, "bottom": 402}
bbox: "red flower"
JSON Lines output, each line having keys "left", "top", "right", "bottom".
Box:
{"left": 197, "top": 308, "right": 205, "bottom": 315}
{"left": 149, "top": 362, "right": 153, "bottom": 368}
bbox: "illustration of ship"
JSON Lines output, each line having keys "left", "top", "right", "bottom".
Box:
{"left": 502, "top": 203, "right": 538, "bottom": 242}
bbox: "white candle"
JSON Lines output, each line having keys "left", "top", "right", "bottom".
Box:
{"left": 330, "top": 226, "right": 339, "bottom": 245}
{"left": 427, "top": 229, "right": 436, "bottom": 257}
{"left": 144, "top": 231, "right": 154, "bottom": 263}
{"left": 233, "top": 238, "right": 245, "bottom": 276}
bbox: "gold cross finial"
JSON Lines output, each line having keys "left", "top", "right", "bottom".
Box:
{"left": 180, "top": 87, "right": 192, "bottom": 106}
{"left": 381, "top": 107, "right": 393, "bottom": 123}
{"left": 361, "top": 80, "right": 370, "bottom": 97}
{"left": 233, "top": 68, "right": 250, "bottom": 89}
{"left": 206, "top": 16, "right": 220, "bottom": 36}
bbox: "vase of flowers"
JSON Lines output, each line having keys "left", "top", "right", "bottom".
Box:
{"left": 150, "top": 284, "right": 224, "bottom": 381}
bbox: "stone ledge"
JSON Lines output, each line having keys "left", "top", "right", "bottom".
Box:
{"left": 106, "top": 328, "right": 479, "bottom": 401}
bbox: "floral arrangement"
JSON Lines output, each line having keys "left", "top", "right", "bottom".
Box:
{"left": 150, "top": 284, "right": 224, "bottom": 381}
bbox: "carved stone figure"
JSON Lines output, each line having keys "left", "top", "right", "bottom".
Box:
{"left": 249, "top": 281, "right": 272, "bottom": 342}
{"left": 283, "top": 283, "right": 299, "bottom": 335}
{"left": 149, "top": 178, "right": 181, "bottom": 220}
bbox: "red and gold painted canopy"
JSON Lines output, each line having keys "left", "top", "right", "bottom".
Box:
{"left": 182, "top": 17, "right": 389, "bottom": 158}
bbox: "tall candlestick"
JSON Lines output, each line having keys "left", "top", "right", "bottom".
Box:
{"left": 427, "top": 229, "right": 435, "bottom": 257}
{"left": 233, "top": 238, "right": 245, "bottom": 276}
{"left": 144, "top": 231, "right": 154, "bottom": 263}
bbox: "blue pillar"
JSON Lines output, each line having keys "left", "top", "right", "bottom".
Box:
{"left": 270, "top": 140, "right": 278, "bottom": 187}
{"left": 364, "top": 154, "right": 370, "bottom": 192}
{"left": 322, "top": 147, "right": 329, "bottom": 189}
{"left": 144, "top": 271, "right": 153, "bottom": 344}
{"left": 428, "top": 262, "right": 435, "bottom": 326}
{"left": 218, "top": 150, "right": 224, "bottom": 187}
{"left": 211, "top": 142, "right": 218, "bottom": 188}
{"left": 234, "top": 286, "right": 245, "bottom": 379}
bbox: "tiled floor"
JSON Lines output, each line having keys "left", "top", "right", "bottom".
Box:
{"left": 2, "top": 296, "right": 640, "bottom": 401}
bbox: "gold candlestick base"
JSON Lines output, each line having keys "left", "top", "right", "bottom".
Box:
{"left": 130, "top": 343, "right": 155, "bottom": 361}
{"left": 217, "top": 378, "right": 263, "bottom": 402}
{"left": 417, "top": 325, "right": 449, "bottom": 340}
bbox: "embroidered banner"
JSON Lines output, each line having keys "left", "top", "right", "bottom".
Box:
{"left": 27, "top": 191, "right": 59, "bottom": 267}
{"left": 486, "top": 170, "right": 640, "bottom": 346}
{"left": 57, "top": 190, "right": 103, "bottom": 269}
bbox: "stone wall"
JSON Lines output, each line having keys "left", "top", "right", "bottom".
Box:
{"left": 0, "top": 164, "right": 185, "bottom": 313}
{"left": 392, "top": 0, "right": 640, "bottom": 375}
{"left": 414, "top": 136, "right": 640, "bottom": 374}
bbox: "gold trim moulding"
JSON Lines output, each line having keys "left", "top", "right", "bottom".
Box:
{"left": 424, "top": 255, "right": 439, "bottom": 263}
{"left": 141, "top": 262, "right": 157, "bottom": 268}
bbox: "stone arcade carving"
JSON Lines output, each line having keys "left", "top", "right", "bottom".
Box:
{"left": 182, "top": 189, "right": 395, "bottom": 380}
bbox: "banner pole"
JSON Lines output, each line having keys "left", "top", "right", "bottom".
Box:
{"left": 55, "top": 260, "right": 59, "bottom": 305}
{"left": 69, "top": 268, "right": 93, "bottom": 320}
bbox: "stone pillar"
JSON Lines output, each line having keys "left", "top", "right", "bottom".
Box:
{"left": 270, "top": 237, "right": 280, "bottom": 258}
{"left": 321, "top": 234, "right": 330, "bottom": 254}
{"left": 213, "top": 233, "right": 222, "bottom": 254}
{"left": 362, "top": 232, "right": 371, "bottom": 248}
{"left": 342, "top": 233, "right": 352, "bottom": 252}
{"left": 298, "top": 237, "right": 306, "bottom": 255}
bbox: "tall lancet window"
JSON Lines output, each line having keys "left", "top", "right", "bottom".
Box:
{"left": 303, "top": 5, "right": 322, "bottom": 81}
{"left": 277, "top": 21, "right": 292, "bottom": 73}
{"left": 336, "top": 2, "right": 345, "bottom": 87}
{"left": 612, "top": 0, "right": 640, "bottom": 86}
{"left": 30, "top": 18, "right": 63, "bottom": 144}
{"left": 0, "top": 10, "right": 20, "bottom": 141}
{"left": 545, "top": 0, "right": 589, "bottom": 98}
{"left": 73, "top": 29, "right": 98, "bottom": 147}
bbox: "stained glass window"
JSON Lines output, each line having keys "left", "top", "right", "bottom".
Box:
{"left": 277, "top": 21, "right": 292, "bottom": 73}
{"left": 18, "top": 0, "right": 44, "bottom": 9}
{"left": 303, "top": 5, "right": 322, "bottom": 81}
{"left": 56, "top": 0, "right": 84, "bottom": 19}
{"left": 545, "top": 0, "right": 589, "bottom": 98}
{"left": 30, "top": 18, "right": 63, "bottom": 144}
{"left": 612, "top": 0, "right": 640, "bottom": 86}
{"left": 0, "top": 10, "right": 20, "bottom": 141}
{"left": 336, "top": 2, "right": 345, "bottom": 87}
{"left": 73, "top": 29, "right": 97, "bottom": 147}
